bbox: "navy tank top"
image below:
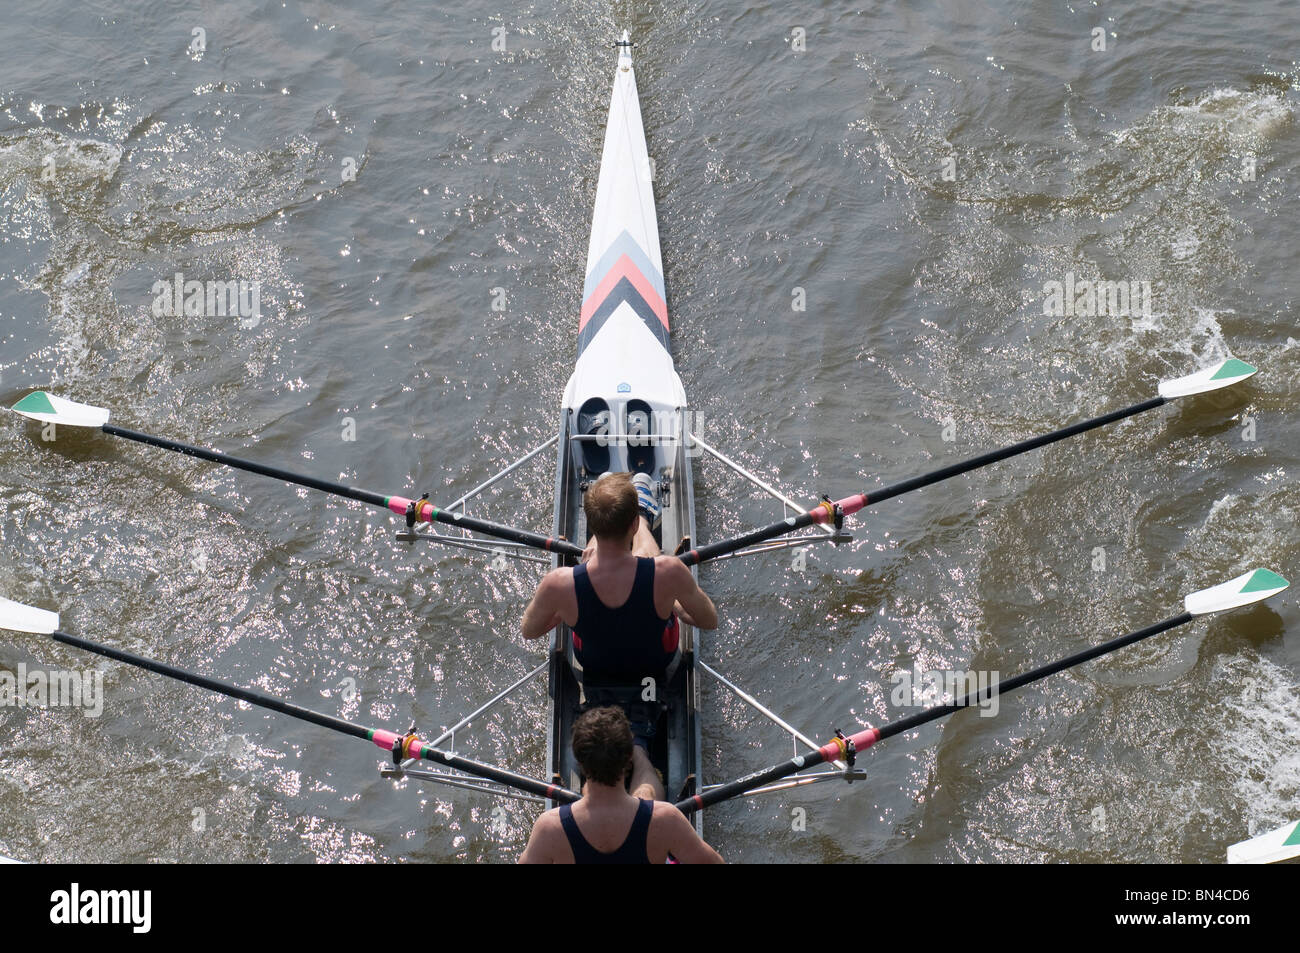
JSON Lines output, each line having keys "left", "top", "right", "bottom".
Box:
{"left": 559, "top": 798, "right": 653, "bottom": 864}
{"left": 572, "top": 557, "right": 678, "bottom": 686}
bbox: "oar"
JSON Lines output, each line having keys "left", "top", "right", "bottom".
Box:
{"left": 677, "top": 567, "right": 1288, "bottom": 814}
{"left": 0, "top": 595, "right": 581, "bottom": 805}
{"left": 678, "top": 358, "right": 1258, "bottom": 566}
{"left": 9, "top": 392, "right": 583, "bottom": 560}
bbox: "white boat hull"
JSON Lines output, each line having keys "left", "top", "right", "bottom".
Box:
{"left": 547, "top": 32, "right": 703, "bottom": 831}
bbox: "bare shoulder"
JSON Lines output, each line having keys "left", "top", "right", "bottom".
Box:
{"left": 648, "top": 802, "right": 723, "bottom": 863}
{"left": 527, "top": 806, "right": 566, "bottom": 841}
{"left": 540, "top": 566, "right": 573, "bottom": 591}
{"left": 653, "top": 555, "right": 690, "bottom": 584}
{"left": 650, "top": 800, "right": 694, "bottom": 831}
{"left": 519, "top": 807, "right": 566, "bottom": 864}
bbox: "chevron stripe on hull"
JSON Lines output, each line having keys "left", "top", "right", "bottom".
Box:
{"left": 550, "top": 32, "right": 703, "bottom": 836}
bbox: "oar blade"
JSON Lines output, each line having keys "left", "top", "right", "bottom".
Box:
{"left": 0, "top": 596, "right": 60, "bottom": 634}
{"left": 1227, "top": 818, "right": 1300, "bottom": 864}
{"left": 1157, "top": 358, "right": 1257, "bottom": 399}
{"left": 11, "top": 391, "right": 110, "bottom": 427}
{"left": 1184, "top": 568, "right": 1288, "bottom": 616}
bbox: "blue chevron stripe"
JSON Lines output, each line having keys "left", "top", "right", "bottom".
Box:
{"left": 583, "top": 229, "right": 665, "bottom": 304}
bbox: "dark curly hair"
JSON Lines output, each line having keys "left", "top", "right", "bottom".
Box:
{"left": 572, "top": 706, "right": 634, "bottom": 786}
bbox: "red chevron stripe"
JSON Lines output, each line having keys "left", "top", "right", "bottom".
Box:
{"left": 579, "top": 253, "right": 669, "bottom": 332}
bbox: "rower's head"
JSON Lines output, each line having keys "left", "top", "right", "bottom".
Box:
{"left": 572, "top": 705, "right": 634, "bottom": 787}
{"left": 584, "top": 472, "right": 639, "bottom": 543}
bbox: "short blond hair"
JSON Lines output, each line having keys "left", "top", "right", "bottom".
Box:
{"left": 584, "top": 473, "right": 638, "bottom": 539}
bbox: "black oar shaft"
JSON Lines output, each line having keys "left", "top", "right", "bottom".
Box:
{"left": 103, "top": 424, "right": 389, "bottom": 508}
{"left": 53, "top": 628, "right": 370, "bottom": 739}
{"left": 49, "top": 629, "right": 579, "bottom": 803}
{"left": 677, "top": 609, "right": 1195, "bottom": 814}
{"left": 679, "top": 518, "right": 805, "bottom": 566}
{"left": 102, "top": 423, "right": 584, "bottom": 559}
{"left": 864, "top": 396, "right": 1166, "bottom": 506}
{"left": 874, "top": 611, "right": 1192, "bottom": 742}
{"left": 681, "top": 395, "right": 1166, "bottom": 566}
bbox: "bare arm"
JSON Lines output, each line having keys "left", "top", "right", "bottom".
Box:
{"left": 520, "top": 571, "right": 565, "bottom": 640}
{"left": 673, "top": 601, "right": 699, "bottom": 627}
{"left": 518, "top": 811, "right": 562, "bottom": 863}
{"left": 660, "top": 558, "right": 717, "bottom": 630}
{"left": 657, "top": 806, "right": 724, "bottom": 864}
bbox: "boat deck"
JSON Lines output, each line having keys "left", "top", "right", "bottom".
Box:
{"left": 546, "top": 407, "right": 702, "bottom": 832}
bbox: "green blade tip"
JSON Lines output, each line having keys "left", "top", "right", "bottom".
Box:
{"left": 1240, "top": 568, "right": 1289, "bottom": 594}
{"left": 1284, "top": 822, "right": 1300, "bottom": 847}
{"left": 1210, "top": 358, "right": 1256, "bottom": 380}
{"left": 12, "top": 391, "right": 55, "bottom": 415}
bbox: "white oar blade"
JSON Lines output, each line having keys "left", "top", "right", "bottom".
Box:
{"left": 10, "top": 391, "right": 110, "bottom": 427}
{"left": 0, "top": 596, "right": 59, "bottom": 634}
{"left": 1227, "top": 818, "right": 1300, "bottom": 864}
{"left": 1157, "top": 358, "right": 1257, "bottom": 399}
{"left": 1184, "top": 568, "right": 1288, "bottom": 616}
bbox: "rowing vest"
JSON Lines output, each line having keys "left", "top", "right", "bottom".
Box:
{"left": 572, "top": 557, "right": 679, "bottom": 686}
{"left": 559, "top": 798, "right": 653, "bottom": 864}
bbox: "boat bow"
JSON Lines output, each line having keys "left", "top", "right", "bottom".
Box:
{"left": 563, "top": 30, "right": 685, "bottom": 420}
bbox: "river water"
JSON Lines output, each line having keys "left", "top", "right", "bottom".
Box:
{"left": 0, "top": 1, "right": 1296, "bottom": 863}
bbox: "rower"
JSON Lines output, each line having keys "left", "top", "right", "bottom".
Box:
{"left": 518, "top": 706, "right": 723, "bottom": 864}
{"left": 521, "top": 471, "right": 718, "bottom": 800}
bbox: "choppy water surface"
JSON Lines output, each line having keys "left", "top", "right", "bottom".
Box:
{"left": 0, "top": 2, "right": 1296, "bottom": 862}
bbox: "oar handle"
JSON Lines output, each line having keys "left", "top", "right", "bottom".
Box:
{"left": 385, "top": 495, "right": 583, "bottom": 558}
{"left": 370, "top": 729, "right": 580, "bottom": 803}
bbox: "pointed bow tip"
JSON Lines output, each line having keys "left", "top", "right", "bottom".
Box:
{"left": 1184, "top": 568, "right": 1289, "bottom": 616}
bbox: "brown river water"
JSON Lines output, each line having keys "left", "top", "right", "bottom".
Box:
{"left": 0, "top": 1, "right": 1296, "bottom": 862}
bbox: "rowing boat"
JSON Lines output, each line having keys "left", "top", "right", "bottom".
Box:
{"left": 0, "top": 29, "right": 1282, "bottom": 862}
{"left": 548, "top": 32, "right": 702, "bottom": 825}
